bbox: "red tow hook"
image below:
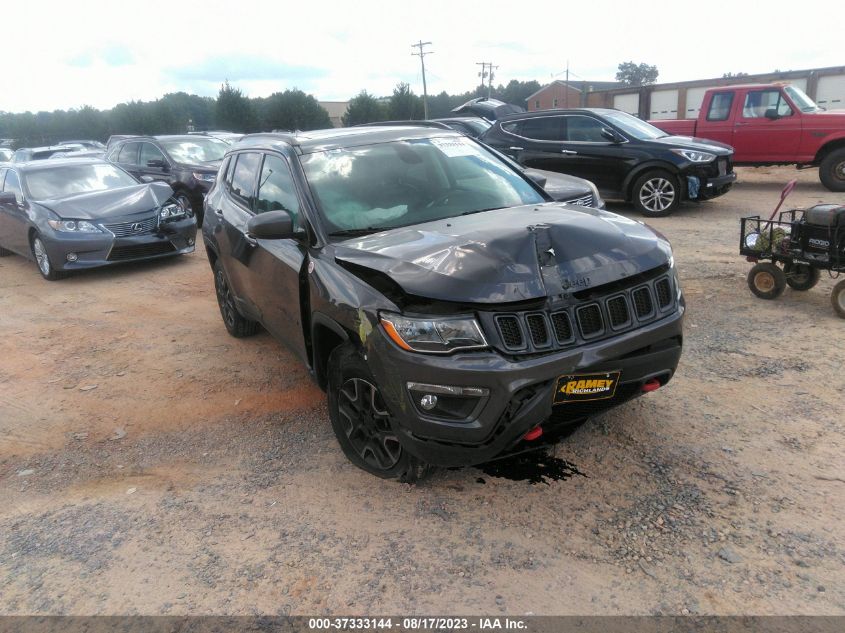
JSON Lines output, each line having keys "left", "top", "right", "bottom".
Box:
{"left": 642, "top": 378, "right": 662, "bottom": 393}
{"left": 523, "top": 426, "right": 543, "bottom": 441}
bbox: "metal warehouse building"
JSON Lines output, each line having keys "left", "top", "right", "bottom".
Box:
{"left": 527, "top": 66, "right": 845, "bottom": 119}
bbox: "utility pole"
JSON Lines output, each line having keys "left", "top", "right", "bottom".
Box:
{"left": 411, "top": 40, "right": 433, "bottom": 119}
{"left": 564, "top": 60, "right": 569, "bottom": 107}
{"left": 476, "top": 62, "right": 499, "bottom": 98}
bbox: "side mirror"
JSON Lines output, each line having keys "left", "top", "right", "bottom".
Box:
{"left": 147, "top": 159, "right": 168, "bottom": 169}
{"left": 524, "top": 170, "right": 547, "bottom": 188}
{"left": 246, "top": 209, "right": 294, "bottom": 240}
{"left": 600, "top": 127, "right": 622, "bottom": 143}
{"left": 0, "top": 192, "right": 17, "bottom": 205}
{"left": 140, "top": 175, "right": 156, "bottom": 183}
{"left": 764, "top": 109, "right": 781, "bottom": 120}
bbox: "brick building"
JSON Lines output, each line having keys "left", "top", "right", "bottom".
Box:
{"left": 525, "top": 80, "right": 623, "bottom": 111}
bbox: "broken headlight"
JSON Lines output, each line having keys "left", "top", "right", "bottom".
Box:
{"left": 159, "top": 202, "right": 186, "bottom": 220}
{"left": 380, "top": 313, "right": 488, "bottom": 354}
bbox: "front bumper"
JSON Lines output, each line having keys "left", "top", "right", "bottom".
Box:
{"left": 41, "top": 217, "right": 197, "bottom": 271}
{"left": 366, "top": 306, "right": 684, "bottom": 467}
{"left": 683, "top": 159, "right": 736, "bottom": 200}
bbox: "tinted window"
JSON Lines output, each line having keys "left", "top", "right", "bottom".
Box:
{"left": 519, "top": 117, "right": 565, "bottom": 141}
{"left": 256, "top": 154, "right": 301, "bottom": 226}
{"left": 139, "top": 142, "right": 166, "bottom": 166}
{"left": 565, "top": 116, "right": 606, "bottom": 142}
{"left": 24, "top": 164, "right": 138, "bottom": 200}
{"left": 707, "top": 93, "right": 734, "bottom": 121}
{"left": 742, "top": 90, "right": 792, "bottom": 118}
{"left": 117, "top": 142, "right": 140, "bottom": 164}
{"left": 229, "top": 152, "right": 261, "bottom": 207}
{"left": 3, "top": 169, "right": 24, "bottom": 203}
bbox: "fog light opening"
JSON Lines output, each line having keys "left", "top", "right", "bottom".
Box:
{"left": 419, "top": 394, "right": 438, "bottom": 411}
{"left": 523, "top": 426, "right": 543, "bottom": 441}
{"left": 187, "top": 237, "right": 195, "bottom": 246}
{"left": 642, "top": 378, "right": 662, "bottom": 393}
{"left": 66, "top": 252, "right": 78, "bottom": 262}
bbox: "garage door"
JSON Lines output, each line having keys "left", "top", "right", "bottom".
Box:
{"left": 816, "top": 74, "right": 845, "bottom": 109}
{"left": 649, "top": 89, "right": 679, "bottom": 120}
{"left": 684, "top": 86, "right": 719, "bottom": 119}
{"left": 613, "top": 93, "right": 639, "bottom": 116}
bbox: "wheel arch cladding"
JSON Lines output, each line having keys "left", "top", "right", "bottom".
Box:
{"left": 815, "top": 138, "right": 845, "bottom": 163}
{"left": 312, "top": 316, "right": 350, "bottom": 390}
{"left": 625, "top": 163, "right": 681, "bottom": 200}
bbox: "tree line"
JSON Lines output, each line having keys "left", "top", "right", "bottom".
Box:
{"left": 0, "top": 79, "right": 542, "bottom": 148}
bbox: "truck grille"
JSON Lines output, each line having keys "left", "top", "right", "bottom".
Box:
{"left": 489, "top": 270, "right": 676, "bottom": 354}
{"left": 103, "top": 216, "right": 158, "bottom": 237}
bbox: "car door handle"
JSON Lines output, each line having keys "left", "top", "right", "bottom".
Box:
{"left": 214, "top": 208, "right": 224, "bottom": 216}
{"left": 508, "top": 146, "right": 524, "bottom": 151}
{"left": 735, "top": 122, "right": 749, "bottom": 127}
{"left": 560, "top": 149, "right": 578, "bottom": 155}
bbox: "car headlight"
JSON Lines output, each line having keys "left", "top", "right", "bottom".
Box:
{"left": 47, "top": 219, "right": 103, "bottom": 233}
{"left": 671, "top": 149, "right": 716, "bottom": 163}
{"left": 380, "top": 313, "right": 488, "bottom": 354}
{"left": 159, "top": 202, "right": 186, "bottom": 220}
{"left": 193, "top": 172, "right": 216, "bottom": 183}
{"left": 585, "top": 179, "right": 604, "bottom": 208}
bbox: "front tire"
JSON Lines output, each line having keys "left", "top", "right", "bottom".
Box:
{"left": 831, "top": 280, "right": 845, "bottom": 318}
{"left": 213, "top": 260, "right": 258, "bottom": 337}
{"left": 819, "top": 148, "right": 845, "bottom": 192}
{"left": 747, "top": 262, "right": 786, "bottom": 300}
{"left": 31, "top": 234, "right": 67, "bottom": 281}
{"left": 784, "top": 262, "right": 820, "bottom": 291}
{"left": 327, "top": 344, "right": 430, "bottom": 483}
{"left": 632, "top": 170, "right": 680, "bottom": 217}
{"left": 175, "top": 191, "right": 202, "bottom": 227}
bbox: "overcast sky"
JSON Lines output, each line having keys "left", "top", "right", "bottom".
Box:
{"left": 3, "top": 0, "right": 840, "bottom": 113}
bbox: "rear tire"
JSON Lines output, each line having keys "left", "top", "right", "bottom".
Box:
{"left": 213, "top": 260, "right": 259, "bottom": 337}
{"left": 819, "top": 147, "right": 845, "bottom": 192}
{"left": 327, "top": 344, "right": 431, "bottom": 483}
{"left": 831, "top": 280, "right": 845, "bottom": 318}
{"left": 30, "top": 234, "right": 68, "bottom": 281}
{"left": 632, "top": 170, "right": 680, "bottom": 217}
{"left": 784, "top": 262, "right": 821, "bottom": 291}
{"left": 747, "top": 262, "right": 786, "bottom": 300}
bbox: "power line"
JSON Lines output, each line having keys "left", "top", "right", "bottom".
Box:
{"left": 411, "top": 40, "right": 433, "bottom": 119}
{"left": 476, "top": 62, "right": 499, "bottom": 99}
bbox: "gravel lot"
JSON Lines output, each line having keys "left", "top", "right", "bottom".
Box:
{"left": 1, "top": 166, "right": 843, "bottom": 616}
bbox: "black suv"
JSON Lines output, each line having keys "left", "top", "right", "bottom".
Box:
{"left": 481, "top": 108, "right": 736, "bottom": 217}
{"left": 203, "top": 126, "right": 684, "bottom": 481}
{"left": 107, "top": 135, "right": 228, "bottom": 225}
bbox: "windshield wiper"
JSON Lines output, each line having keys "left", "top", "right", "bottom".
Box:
{"left": 461, "top": 206, "right": 505, "bottom": 216}
{"left": 328, "top": 227, "right": 391, "bottom": 238}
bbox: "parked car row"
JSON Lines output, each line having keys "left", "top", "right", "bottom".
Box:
{"left": 1, "top": 124, "right": 684, "bottom": 482}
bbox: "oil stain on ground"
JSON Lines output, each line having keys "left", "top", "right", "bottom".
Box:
{"left": 477, "top": 449, "right": 587, "bottom": 485}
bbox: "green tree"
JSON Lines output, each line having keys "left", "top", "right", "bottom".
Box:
{"left": 341, "top": 91, "right": 386, "bottom": 126}
{"left": 615, "top": 62, "right": 659, "bottom": 86}
{"left": 387, "top": 83, "right": 424, "bottom": 120}
{"left": 260, "top": 89, "right": 331, "bottom": 131}
{"left": 722, "top": 71, "right": 749, "bottom": 79}
{"left": 214, "top": 81, "right": 255, "bottom": 132}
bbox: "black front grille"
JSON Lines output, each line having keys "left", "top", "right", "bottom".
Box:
{"left": 606, "top": 295, "right": 630, "bottom": 329}
{"left": 108, "top": 241, "right": 176, "bottom": 261}
{"left": 525, "top": 313, "right": 550, "bottom": 347}
{"left": 632, "top": 286, "right": 654, "bottom": 319}
{"left": 104, "top": 216, "right": 158, "bottom": 237}
{"left": 577, "top": 304, "right": 603, "bottom": 338}
{"left": 655, "top": 277, "right": 672, "bottom": 308}
{"left": 550, "top": 311, "right": 573, "bottom": 344}
{"left": 496, "top": 315, "right": 524, "bottom": 349}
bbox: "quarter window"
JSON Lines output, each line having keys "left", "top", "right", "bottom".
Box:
{"left": 519, "top": 116, "right": 566, "bottom": 141}
{"left": 707, "top": 92, "right": 734, "bottom": 121}
{"left": 117, "top": 142, "right": 140, "bottom": 165}
{"left": 564, "top": 116, "right": 606, "bottom": 142}
{"left": 256, "top": 154, "right": 301, "bottom": 227}
{"left": 228, "top": 152, "right": 261, "bottom": 208}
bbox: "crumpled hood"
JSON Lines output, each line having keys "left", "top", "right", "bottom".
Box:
{"left": 37, "top": 182, "right": 174, "bottom": 220}
{"left": 653, "top": 135, "right": 734, "bottom": 154}
{"left": 334, "top": 203, "right": 672, "bottom": 304}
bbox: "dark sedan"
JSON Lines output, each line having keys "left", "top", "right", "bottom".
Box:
{"left": 0, "top": 159, "right": 196, "bottom": 280}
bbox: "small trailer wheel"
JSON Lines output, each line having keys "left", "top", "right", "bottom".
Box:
{"left": 831, "top": 280, "right": 845, "bottom": 318}
{"left": 784, "top": 262, "right": 821, "bottom": 291}
{"left": 747, "top": 262, "right": 786, "bottom": 300}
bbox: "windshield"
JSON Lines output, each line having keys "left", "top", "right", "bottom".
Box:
{"left": 25, "top": 163, "right": 138, "bottom": 200}
{"left": 301, "top": 136, "right": 545, "bottom": 236}
{"left": 785, "top": 85, "right": 821, "bottom": 112}
{"left": 602, "top": 110, "right": 667, "bottom": 140}
{"left": 159, "top": 138, "right": 227, "bottom": 163}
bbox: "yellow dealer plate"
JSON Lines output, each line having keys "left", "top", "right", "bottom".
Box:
{"left": 553, "top": 371, "right": 621, "bottom": 404}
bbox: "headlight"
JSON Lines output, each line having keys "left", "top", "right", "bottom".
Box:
{"left": 671, "top": 149, "right": 716, "bottom": 163}
{"left": 159, "top": 202, "right": 186, "bottom": 220}
{"left": 585, "top": 179, "right": 604, "bottom": 208}
{"left": 192, "top": 172, "right": 216, "bottom": 183}
{"left": 380, "top": 313, "right": 488, "bottom": 354}
{"left": 47, "top": 219, "right": 102, "bottom": 233}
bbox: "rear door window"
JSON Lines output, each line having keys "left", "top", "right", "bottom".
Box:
{"left": 707, "top": 93, "right": 734, "bottom": 121}
{"left": 519, "top": 116, "right": 566, "bottom": 141}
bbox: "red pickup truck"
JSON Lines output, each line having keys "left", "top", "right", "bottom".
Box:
{"left": 650, "top": 84, "right": 845, "bottom": 191}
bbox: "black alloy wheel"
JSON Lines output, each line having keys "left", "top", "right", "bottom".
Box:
{"left": 213, "top": 260, "right": 258, "bottom": 337}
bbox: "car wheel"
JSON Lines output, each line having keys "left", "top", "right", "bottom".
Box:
{"left": 819, "top": 148, "right": 845, "bottom": 192}
{"left": 784, "top": 262, "right": 820, "bottom": 291}
{"left": 747, "top": 262, "right": 786, "bottom": 300}
{"left": 831, "top": 280, "right": 845, "bottom": 318}
{"left": 213, "top": 260, "right": 258, "bottom": 337}
{"left": 31, "top": 234, "right": 67, "bottom": 281}
{"left": 327, "top": 344, "right": 431, "bottom": 483}
{"left": 632, "top": 170, "right": 680, "bottom": 217}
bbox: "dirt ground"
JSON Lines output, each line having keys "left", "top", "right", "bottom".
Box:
{"left": 1, "top": 166, "right": 843, "bottom": 616}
